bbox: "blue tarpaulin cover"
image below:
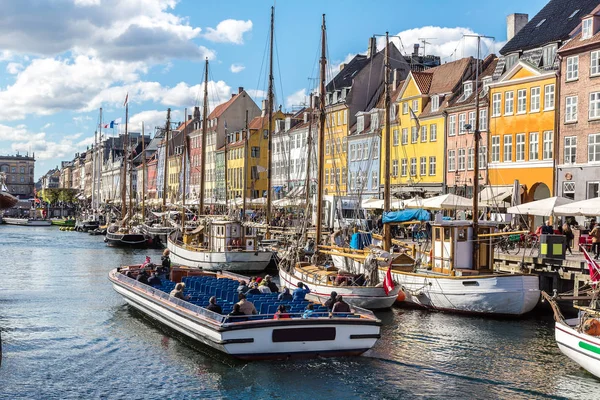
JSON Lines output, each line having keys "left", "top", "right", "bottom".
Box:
{"left": 383, "top": 209, "right": 431, "bottom": 224}
{"left": 350, "top": 232, "right": 372, "bottom": 250}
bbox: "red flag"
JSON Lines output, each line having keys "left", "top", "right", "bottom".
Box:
{"left": 582, "top": 246, "right": 600, "bottom": 285}
{"left": 383, "top": 267, "right": 395, "bottom": 295}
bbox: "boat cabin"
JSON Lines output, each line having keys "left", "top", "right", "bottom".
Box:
{"left": 430, "top": 220, "right": 496, "bottom": 276}
{"left": 208, "top": 220, "right": 258, "bottom": 252}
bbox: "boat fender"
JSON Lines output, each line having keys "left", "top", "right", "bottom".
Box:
{"left": 583, "top": 318, "right": 600, "bottom": 336}
{"left": 396, "top": 291, "right": 406, "bottom": 302}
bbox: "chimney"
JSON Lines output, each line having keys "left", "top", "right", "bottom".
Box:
{"left": 340, "top": 63, "right": 346, "bottom": 72}
{"left": 261, "top": 99, "right": 268, "bottom": 117}
{"left": 193, "top": 106, "right": 200, "bottom": 119}
{"left": 231, "top": 93, "right": 235, "bottom": 98}
{"left": 312, "top": 95, "right": 319, "bottom": 109}
{"left": 188, "top": 115, "right": 192, "bottom": 121}
{"left": 393, "top": 69, "right": 399, "bottom": 91}
{"left": 413, "top": 43, "right": 420, "bottom": 57}
{"left": 238, "top": 86, "right": 244, "bottom": 94}
{"left": 507, "top": 13, "right": 528, "bottom": 42}
{"left": 367, "top": 36, "right": 377, "bottom": 59}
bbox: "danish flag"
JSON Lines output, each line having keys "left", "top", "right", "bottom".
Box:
{"left": 383, "top": 267, "right": 395, "bottom": 295}
{"left": 582, "top": 246, "right": 600, "bottom": 286}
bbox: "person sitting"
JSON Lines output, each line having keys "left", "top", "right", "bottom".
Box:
{"left": 141, "top": 256, "right": 152, "bottom": 269}
{"left": 274, "top": 304, "right": 290, "bottom": 319}
{"left": 332, "top": 295, "right": 351, "bottom": 313}
{"left": 136, "top": 269, "right": 149, "bottom": 285}
{"left": 158, "top": 249, "right": 171, "bottom": 280}
{"left": 278, "top": 287, "right": 293, "bottom": 301}
{"left": 265, "top": 275, "right": 279, "bottom": 293}
{"left": 255, "top": 277, "right": 263, "bottom": 284}
{"left": 236, "top": 293, "right": 257, "bottom": 315}
{"left": 237, "top": 280, "right": 249, "bottom": 294}
{"left": 169, "top": 283, "right": 190, "bottom": 301}
{"left": 147, "top": 272, "right": 161, "bottom": 286}
{"left": 228, "top": 304, "right": 247, "bottom": 321}
{"left": 258, "top": 281, "right": 272, "bottom": 294}
{"left": 302, "top": 304, "right": 315, "bottom": 319}
{"left": 541, "top": 220, "right": 554, "bottom": 235}
{"left": 293, "top": 282, "right": 310, "bottom": 301}
{"left": 246, "top": 282, "right": 261, "bottom": 295}
{"left": 206, "top": 296, "right": 222, "bottom": 314}
{"left": 324, "top": 291, "right": 338, "bottom": 310}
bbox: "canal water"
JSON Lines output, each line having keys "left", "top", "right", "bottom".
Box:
{"left": 1, "top": 225, "right": 599, "bottom": 399}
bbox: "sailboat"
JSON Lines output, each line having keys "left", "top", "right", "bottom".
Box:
{"left": 277, "top": 20, "right": 400, "bottom": 310}
{"left": 167, "top": 56, "right": 270, "bottom": 272}
{"left": 1, "top": 175, "right": 50, "bottom": 225}
{"left": 105, "top": 96, "right": 149, "bottom": 248}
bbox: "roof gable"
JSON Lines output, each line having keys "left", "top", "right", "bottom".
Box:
{"left": 498, "top": 60, "right": 544, "bottom": 83}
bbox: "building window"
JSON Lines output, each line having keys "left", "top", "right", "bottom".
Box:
{"left": 342, "top": 136, "right": 347, "bottom": 153}
{"left": 544, "top": 84, "right": 555, "bottom": 110}
{"left": 468, "top": 148, "right": 474, "bottom": 170}
{"left": 373, "top": 140, "right": 379, "bottom": 159}
{"left": 350, "top": 144, "right": 356, "bottom": 160}
{"left": 588, "top": 182, "right": 600, "bottom": 199}
{"left": 503, "top": 135, "right": 513, "bottom": 162}
{"left": 592, "top": 51, "right": 600, "bottom": 76}
{"left": 564, "top": 136, "right": 577, "bottom": 164}
{"left": 429, "top": 157, "right": 436, "bottom": 175}
{"left": 372, "top": 171, "right": 378, "bottom": 189}
{"left": 412, "top": 100, "right": 418, "bottom": 112}
{"left": 431, "top": 95, "right": 439, "bottom": 112}
{"left": 492, "top": 93, "right": 501, "bottom": 116}
{"left": 543, "top": 44, "right": 557, "bottom": 67}
{"left": 543, "top": 131, "right": 553, "bottom": 160}
{"left": 517, "top": 89, "right": 527, "bottom": 114}
{"left": 529, "top": 132, "right": 539, "bottom": 160}
{"left": 421, "top": 126, "right": 427, "bottom": 142}
{"left": 357, "top": 142, "right": 363, "bottom": 159}
{"left": 458, "top": 113, "right": 466, "bottom": 134}
{"left": 516, "top": 133, "right": 525, "bottom": 162}
{"left": 393, "top": 129, "right": 399, "bottom": 146}
{"left": 505, "top": 54, "right": 518, "bottom": 70}
{"left": 563, "top": 182, "right": 575, "bottom": 200}
{"left": 396, "top": 159, "right": 402, "bottom": 177}
{"left": 589, "top": 133, "right": 600, "bottom": 163}
{"left": 402, "top": 128, "right": 408, "bottom": 144}
{"left": 410, "top": 158, "right": 417, "bottom": 176}
{"left": 325, "top": 140, "right": 330, "bottom": 155}
{"left": 251, "top": 146, "right": 260, "bottom": 158}
{"left": 420, "top": 156, "right": 427, "bottom": 175}
{"left": 402, "top": 102, "right": 408, "bottom": 114}
{"left": 325, "top": 168, "right": 329, "bottom": 184}
{"left": 342, "top": 167, "right": 347, "bottom": 185}
{"left": 530, "top": 87, "right": 541, "bottom": 112}
{"left": 411, "top": 127, "right": 418, "bottom": 143}
{"left": 458, "top": 149, "right": 466, "bottom": 171}
{"left": 479, "top": 109, "right": 487, "bottom": 131}
{"left": 356, "top": 116, "right": 363, "bottom": 132}
{"left": 479, "top": 146, "right": 487, "bottom": 170}
{"left": 363, "top": 142, "right": 369, "bottom": 159}
{"left": 448, "top": 150, "right": 456, "bottom": 171}
{"left": 566, "top": 56, "right": 579, "bottom": 81}
{"left": 463, "top": 82, "right": 473, "bottom": 98}
{"left": 430, "top": 124, "right": 437, "bottom": 141}
{"left": 583, "top": 18, "right": 593, "bottom": 40}
{"left": 468, "top": 111, "right": 475, "bottom": 132}
{"left": 504, "top": 91, "right": 514, "bottom": 115}
{"left": 449, "top": 115, "right": 456, "bottom": 136}
{"left": 565, "top": 96, "right": 578, "bottom": 122}
{"left": 491, "top": 136, "right": 500, "bottom": 162}
{"left": 590, "top": 92, "right": 600, "bottom": 119}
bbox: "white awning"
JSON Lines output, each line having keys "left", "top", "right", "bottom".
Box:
{"left": 507, "top": 196, "right": 574, "bottom": 217}
{"left": 411, "top": 193, "right": 473, "bottom": 210}
{"left": 479, "top": 185, "right": 524, "bottom": 207}
{"left": 554, "top": 197, "right": 600, "bottom": 216}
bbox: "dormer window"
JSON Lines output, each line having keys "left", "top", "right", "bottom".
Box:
{"left": 542, "top": 44, "right": 557, "bottom": 68}
{"left": 333, "top": 91, "right": 338, "bottom": 103}
{"left": 583, "top": 17, "right": 593, "bottom": 40}
{"left": 357, "top": 115, "right": 364, "bottom": 133}
{"left": 483, "top": 77, "right": 492, "bottom": 92}
{"left": 463, "top": 82, "right": 473, "bottom": 99}
{"left": 431, "top": 95, "right": 440, "bottom": 112}
{"left": 371, "top": 112, "right": 379, "bottom": 130}
{"left": 505, "top": 53, "right": 518, "bottom": 71}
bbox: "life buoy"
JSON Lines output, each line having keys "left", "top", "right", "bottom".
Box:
{"left": 583, "top": 318, "right": 600, "bottom": 336}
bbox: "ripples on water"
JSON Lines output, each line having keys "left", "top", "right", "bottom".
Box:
{"left": 1, "top": 225, "right": 600, "bottom": 399}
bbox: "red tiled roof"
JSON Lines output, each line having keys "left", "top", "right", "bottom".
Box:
{"left": 208, "top": 93, "right": 239, "bottom": 119}
{"left": 249, "top": 116, "right": 266, "bottom": 130}
{"left": 411, "top": 71, "right": 433, "bottom": 94}
{"left": 175, "top": 118, "right": 194, "bottom": 132}
{"left": 426, "top": 57, "right": 473, "bottom": 94}
{"left": 559, "top": 31, "right": 600, "bottom": 53}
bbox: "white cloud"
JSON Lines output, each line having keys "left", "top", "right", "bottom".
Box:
{"left": 204, "top": 19, "right": 252, "bottom": 44}
{"left": 329, "top": 53, "right": 357, "bottom": 79}
{"left": 127, "top": 109, "right": 182, "bottom": 133}
{"left": 246, "top": 89, "right": 266, "bottom": 101}
{"left": 285, "top": 88, "right": 308, "bottom": 108}
{"left": 230, "top": 63, "right": 245, "bottom": 73}
{"left": 0, "top": 124, "right": 45, "bottom": 142}
{"left": 6, "top": 62, "right": 23, "bottom": 74}
{"left": 42, "top": 122, "right": 53, "bottom": 129}
{"left": 0, "top": 50, "right": 13, "bottom": 62}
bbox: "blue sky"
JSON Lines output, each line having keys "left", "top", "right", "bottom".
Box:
{"left": 0, "top": 0, "right": 549, "bottom": 179}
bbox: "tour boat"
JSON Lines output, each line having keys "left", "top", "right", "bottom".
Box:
{"left": 554, "top": 316, "right": 600, "bottom": 379}
{"left": 108, "top": 265, "right": 382, "bottom": 360}
{"left": 2, "top": 217, "right": 52, "bottom": 226}
{"left": 168, "top": 220, "right": 272, "bottom": 272}
{"left": 105, "top": 224, "right": 149, "bottom": 248}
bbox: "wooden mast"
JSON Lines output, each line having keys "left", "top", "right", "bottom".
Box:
{"left": 120, "top": 106, "right": 128, "bottom": 221}
{"left": 265, "top": 5, "right": 275, "bottom": 236}
{"left": 199, "top": 58, "right": 209, "bottom": 215}
{"left": 162, "top": 108, "right": 171, "bottom": 212}
{"left": 141, "top": 121, "right": 146, "bottom": 222}
{"left": 181, "top": 108, "right": 188, "bottom": 230}
{"left": 383, "top": 32, "right": 391, "bottom": 252}
{"left": 303, "top": 94, "right": 314, "bottom": 243}
{"left": 127, "top": 101, "right": 132, "bottom": 229}
{"left": 472, "top": 36, "right": 481, "bottom": 269}
{"left": 315, "top": 14, "right": 326, "bottom": 246}
{"left": 242, "top": 110, "right": 249, "bottom": 221}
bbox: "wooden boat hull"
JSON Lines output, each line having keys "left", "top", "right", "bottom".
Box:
{"left": 108, "top": 269, "right": 381, "bottom": 360}
{"left": 105, "top": 232, "right": 149, "bottom": 248}
{"left": 167, "top": 238, "right": 271, "bottom": 272}
{"left": 2, "top": 218, "right": 52, "bottom": 226}
{"left": 278, "top": 266, "right": 400, "bottom": 310}
{"left": 556, "top": 318, "right": 600, "bottom": 379}
{"left": 386, "top": 269, "right": 540, "bottom": 315}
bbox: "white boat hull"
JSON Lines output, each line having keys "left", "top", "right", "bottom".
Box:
{"left": 278, "top": 266, "right": 399, "bottom": 309}
{"left": 109, "top": 269, "right": 381, "bottom": 359}
{"left": 168, "top": 238, "right": 272, "bottom": 272}
{"left": 387, "top": 269, "right": 540, "bottom": 315}
{"left": 556, "top": 319, "right": 600, "bottom": 379}
{"left": 2, "top": 218, "right": 52, "bottom": 226}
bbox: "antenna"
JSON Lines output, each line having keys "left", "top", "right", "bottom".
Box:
{"left": 418, "top": 38, "right": 436, "bottom": 56}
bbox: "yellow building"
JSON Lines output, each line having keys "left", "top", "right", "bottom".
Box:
{"left": 487, "top": 60, "right": 556, "bottom": 201}
{"left": 323, "top": 104, "right": 348, "bottom": 195}
{"left": 225, "top": 111, "right": 285, "bottom": 202}
{"left": 383, "top": 58, "right": 474, "bottom": 196}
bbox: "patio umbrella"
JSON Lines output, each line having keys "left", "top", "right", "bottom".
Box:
{"left": 554, "top": 197, "right": 600, "bottom": 216}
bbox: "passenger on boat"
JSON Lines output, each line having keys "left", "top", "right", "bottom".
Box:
{"left": 236, "top": 293, "right": 257, "bottom": 315}
{"left": 274, "top": 304, "right": 290, "bottom": 319}
{"left": 142, "top": 256, "right": 152, "bottom": 268}
{"left": 302, "top": 304, "right": 315, "bottom": 319}
{"left": 206, "top": 296, "right": 222, "bottom": 314}
{"left": 278, "top": 287, "right": 293, "bottom": 301}
{"left": 170, "top": 283, "right": 190, "bottom": 301}
{"left": 332, "top": 295, "right": 351, "bottom": 313}
{"left": 237, "top": 280, "right": 250, "bottom": 294}
{"left": 258, "top": 281, "right": 272, "bottom": 294}
{"left": 264, "top": 275, "right": 279, "bottom": 293}
{"left": 324, "top": 291, "right": 338, "bottom": 310}
{"left": 147, "top": 272, "right": 161, "bottom": 286}
{"left": 136, "top": 269, "right": 149, "bottom": 285}
{"left": 158, "top": 249, "right": 171, "bottom": 280}
{"left": 293, "top": 282, "right": 310, "bottom": 301}
{"left": 228, "top": 304, "right": 247, "bottom": 321}
{"left": 246, "top": 282, "right": 261, "bottom": 295}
